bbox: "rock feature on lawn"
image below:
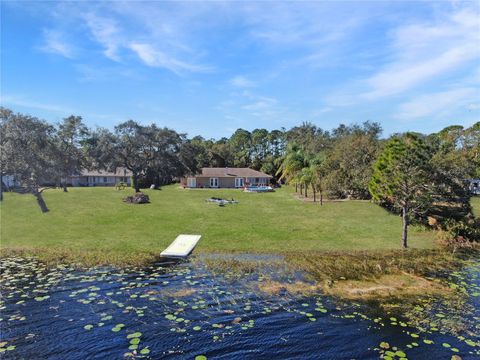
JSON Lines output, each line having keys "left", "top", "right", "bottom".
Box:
{"left": 123, "top": 192, "right": 150, "bottom": 204}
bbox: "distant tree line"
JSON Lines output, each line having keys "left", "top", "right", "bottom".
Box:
{"left": 0, "top": 106, "right": 478, "bottom": 247}
{"left": 276, "top": 121, "right": 479, "bottom": 246}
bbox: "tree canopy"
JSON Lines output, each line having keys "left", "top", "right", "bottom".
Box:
{"left": 1, "top": 105, "right": 478, "bottom": 244}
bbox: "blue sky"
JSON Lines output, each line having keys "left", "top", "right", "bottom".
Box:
{"left": 1, "top": 1, "right": 479, "bottom": 139}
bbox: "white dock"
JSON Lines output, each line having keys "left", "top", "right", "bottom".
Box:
{"left": 160, "top": 234, "right": 202, "bottom": 258}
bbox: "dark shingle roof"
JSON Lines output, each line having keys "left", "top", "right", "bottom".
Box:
{"left": 196, "top": 167, "right": 272, "bottom": 178}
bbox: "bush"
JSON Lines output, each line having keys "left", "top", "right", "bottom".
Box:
{"left": 442, "top": 217, "right": 480, "bottom": 242}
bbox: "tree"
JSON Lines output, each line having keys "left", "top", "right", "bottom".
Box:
{"left": 0, "top": 108, "right": 13, "bottom": 201}
{"left": 299, "top": 166, "right": 313, "bottom": 198}
{"left": 460, "top": 122, "right": 479, "bottom": 178}
{"left": 189, "top": 136, "right": 210, "bottom": 169}
{"left": 276, "top": 144, "right": 306, "bottom": 192}
{"left": 0, "top": 108, "right": 56, "bottom": 212}
{"left": 229, "top": 129, "right": 252, "bottom": 167}
{"left": 309, "top": 153, "right": 327, "bottom": 204}
{"left": 369, "top": 133, "right": 434, "bottom": 248}
{"left": 86, "top": 122, "right": 194, "bottom": 192}
{"left": 54, "top": 115, "right": 88, "bottom": 192}
{"left": 82, "top": 127, "right": 118, "bottom": 180}
{"left": 324, "top": 122, "right": 382, "bottom": 199}
{"left": 251, "top": 128, "right": 269, "bottom": 170}
{"left": 144, "top": 125, "right": 192, "bottom": 187}
{"left": 268, "top": 129, "right": 286, "bottom": 159}
{"left": 113, "top": 120, "right": 154, "bottom": 192}
{"left": 210, "top": 139, "right": 234, "bottom": 167}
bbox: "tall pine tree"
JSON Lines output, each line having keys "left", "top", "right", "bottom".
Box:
{"left": 369, "top": 133, "right": 433, "bottom": 248}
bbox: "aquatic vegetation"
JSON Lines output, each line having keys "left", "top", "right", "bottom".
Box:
{"left": 322, "top": 273, "right": 452, "bottom": 300}
{"left": 0, "top": 256, "right": 479, "bottom": 359}
{"left": 285, "top": 249, "right": 475, "bottom": 282}
{"left": 257, "top": 279, "right": 321, "bottom": 296}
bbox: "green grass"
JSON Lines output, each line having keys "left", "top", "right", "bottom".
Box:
{"left": 0, "top": 185, "right": 436, "bottom": 264}
{"left": 472, "top": 196, "right": 480, "bottom": 217}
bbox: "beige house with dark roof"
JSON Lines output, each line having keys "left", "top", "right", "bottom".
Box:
{"left": 183, "top": 167, "right": 272, "bottom": 188}
{"left": 69, "top": 168, "right": 132, "bottom": 187}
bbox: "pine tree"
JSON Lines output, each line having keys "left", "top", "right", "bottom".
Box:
{"left": 369, "top": 133, "right": 434, "bottom": 248}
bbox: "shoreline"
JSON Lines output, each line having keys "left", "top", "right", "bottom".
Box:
{"left": 2, "top": 246, "right": 479, "bottom": 336}
{"left": 1, "top": 245, "right": 477, "bottom": 270}
{"left": 2, "top": 245, "right": 478, "bottom": 298}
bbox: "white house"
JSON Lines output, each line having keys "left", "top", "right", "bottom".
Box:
{"left": 69, "top": 168, "right": 132, "bottom": 187}
{"left": 182, "top": 167, "right": 272, "bottom": 188}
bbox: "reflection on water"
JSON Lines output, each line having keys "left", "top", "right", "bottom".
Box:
{"left": 0, "top": 256, "right": 479, "bottom": 359}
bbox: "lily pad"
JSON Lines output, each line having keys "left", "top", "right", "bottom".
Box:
{"left": 130, "top": 338, "right": 140, "bottom": 345}
{"left": 140, "top": 348, "right": 150, "bottom": 355}
{"left": 127, "top": 332, "right": 142, "bottom": 339}
{"left": 395, "top": 350, "right": 406, "bottom": 357}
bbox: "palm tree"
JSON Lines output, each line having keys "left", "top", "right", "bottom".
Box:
{"left": 276, "top": 144, "right": 306, "bottom": 193}
{"left": 299, "top": 166, "right": 314, "bottom": 198}
{"left": 309, "top": 153, "right": 327, "bottom": 205}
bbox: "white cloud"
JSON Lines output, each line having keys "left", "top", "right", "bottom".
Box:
{"left": 40, "top": 29, "right": 74, "bottom": 58}
{"left": 2, "top": 94, "right": 74, "bottom": 113}
{"left": 396, "top": 87, "right": 477, "bottom": 119}
{"left": 311, "top": 107, "right": 332, "bottom": 117}
{"left": 363, "top": 46, "right": 477, "bottom": 100}
{"left": 128, "top": 43, "right": 211, "bottom": 74}
{"left": 467, "top": 103, "right": 480, "bottom": 111}
{"left": 81, "top": 7, "right": 213, "bottom": 74}
{"left": 74, "top": 64, "right": 139, "bottom": 83}
{"left": 242, "top": 96, "right": 277, "bottom": 111}
{"left": 39, "top": 1, "right": 376, "bottom": 75}
{"left": 84, "top": 13, "right": 121, "bottom": 61}
{"left": 244, "top": 2, "right": 365, "bottom": 49}
{"left": 361, "top": 8, "right": 479, "bottom": 100}
{"left": 230, "top": 75, "right": 256, "bottom": 88}
{"left": 239, "top": 93, "right": 286, "bottom": 119}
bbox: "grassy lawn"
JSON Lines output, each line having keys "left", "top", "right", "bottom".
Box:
{"left": 0, "top": 185, "right": 436, "bottom": 264}
{"left": 472, "top": 196, "right": 480, "bottom": 217}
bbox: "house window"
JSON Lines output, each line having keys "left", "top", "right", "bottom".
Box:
{"left": 187, "top": 178, "right": 197, "bottom": 188}
{"left": 235, "top": 178, "right": 244, "bottom": 187}
{"left": 104, "top": 177, "right": 108, "bottom": 182}
{"left": 209, "top": 178, "right": 219, "bottom": 188}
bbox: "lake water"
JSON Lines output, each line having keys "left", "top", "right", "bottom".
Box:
{"left": 1, "top": 256, "right": 479, "bottom": 359}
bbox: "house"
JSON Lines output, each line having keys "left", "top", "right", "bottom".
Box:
{"left": 467, "top": 179, "right": 480, "bottom": 195}
{"left": 69, "top": 168, "right": 132, "bottom": 187}
{"left": 1, "top": 175, "right": 21, "bottom": 189}
{"left": 183, "top": 167, "right": 272, "bottom": 188}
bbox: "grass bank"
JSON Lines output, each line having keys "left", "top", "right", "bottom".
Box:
{"left": 2, "top": 186, "right": 478, "bottom": 309}
{"left": 1, "top": 185, "right": 436, "bottom": 265}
